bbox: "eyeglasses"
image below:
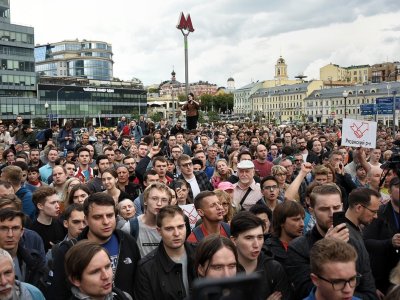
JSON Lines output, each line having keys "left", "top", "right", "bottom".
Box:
{"left": 262, "top": 185, "right": 278, "bottom": 191}
{"left": 360, "top": 205, "right": 379, "bottom": 214}
{"left": 0, "top": 226, "right": 22, "bottom": 234}
{"left": 149, "top": 196, "right": 170, "bottom": 204}
{"left": 316, "top": 274, "right": 362, "bottom": 291}
{"left": 180, "top": 162, "right": 193, "bottom": 168}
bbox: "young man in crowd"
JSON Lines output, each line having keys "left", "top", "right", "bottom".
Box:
{"left": 0, "top": 209, "right": 47, "bottom": 291}
{"left": 28, "top": 148, "right": 44, "bottom": 168}
{"left": 176, "top": 154, "right": 213, "bottom": 200}
{"left": 1, "top": 165, "right": 35, "bottom": 220}
{"left": 230, "top": 211, "right": 292, "bottom": 299}
{"left": 86, "top": 154, "right": 110, "bottom": 193}
{"left": 134, "top": 206, "right": 196, "bottom": 300}
{"left": 264, "top": 200, "right": 304, "bottom": 264}
{"left": 122, "top": 182, "right": 171, "bottom": 256}
{"left": 187, "top": 191, "right": 230, "bottom": 243}
{"left": 193, "top": 150, "right": 214, "bottom": 179}
{"left": 306, "top": 238, "right": 360, "bottom": 300}
{"left": 50, "top": 192, "right": 141, "bottom": 299}
{"left": 133, "top": 170, "right": 159, "bottom": 217}
{"left": 74, "top": 147, "right": 94, "bottom": 183}
{"left": 30, "top": 186, "right": 65, "bottom": 252}
{"left": 50, "top": 165, "right": 68, "bottom": 199}
{"left": 39, "top": 147, "right": 59, "bottom": 184}
{"left": 253, "top": 144, "right": 273, "bottom": 178}
{"left": 257, "top": 176, "right": 281, "bottom": 211}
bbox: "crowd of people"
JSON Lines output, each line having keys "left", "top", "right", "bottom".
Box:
{"left": 0, "top": 110, "right": 399, "bottom": 300}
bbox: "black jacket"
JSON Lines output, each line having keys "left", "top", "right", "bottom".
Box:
{"left": 363, "top": 202, "right": 400, "bottom": 293}
{"left": 16, "top": 244, "right": 48, "bottom": 295}
{"left": 263, "top": 236, "right": 288, "bottom": 265}
{"left": 285, "top": 226, "right": 377, "bottom": 300}
{"left": 255, "top": 252, "right": 292, "bottom": 300}
{"left": 49, "top": 227, "right": 141, "bottom": 300}
{"left": 134, "top": 241, "right": 197, "bottom": 300}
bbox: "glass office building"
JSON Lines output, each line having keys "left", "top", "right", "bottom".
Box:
{"left": 0, "top": 0, "right": 37, "bottom": 120}
{"left": 35, "top": 40, "right": 113, "bottom": 81}
{"left": 37, "top": 82, "right": 147, "bottom": 127}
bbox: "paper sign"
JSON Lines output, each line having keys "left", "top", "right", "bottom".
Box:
{"left": 341, "top": 118, "right": 377, "bottom": 148}
{"left": 179, "top": 204, "right": 201, "bottom": 229}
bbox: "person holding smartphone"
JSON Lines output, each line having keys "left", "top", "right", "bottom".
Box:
{"left": 181, "top": 92, "right": 200, "bottom": 130}
{"left": 285, "top": 184, "right": 377, "bottom": 300}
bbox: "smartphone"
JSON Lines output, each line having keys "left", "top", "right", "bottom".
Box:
{"left": 192, "top": 273, "right": 262, "bottom": 300}
{"left": 333, "top": 211, "right": 347, "bottom": 227}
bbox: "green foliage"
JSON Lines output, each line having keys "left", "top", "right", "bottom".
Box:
{"left": 149, "top": 112, "right": 163, "bottom": 123}
{"left": 177, "top": 94, "right": 187, "bottom": 102}
{"left": 148, "top": 87, "right": 159, "bottom": 94}
{"left": 32, "top": 117, "right": 47, "bottom": 129}
{"left": 200, "top": 93, "right": 233, "bottom": 113}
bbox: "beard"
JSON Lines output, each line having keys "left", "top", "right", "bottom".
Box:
{"left": 0, "top": 284, "right": 14, "bottom": 300}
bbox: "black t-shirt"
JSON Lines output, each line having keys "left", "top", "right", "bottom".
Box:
{"left": 30, "top": 218, "right": 66, "bottom": 252}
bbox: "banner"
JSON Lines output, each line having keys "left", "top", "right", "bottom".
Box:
{"left": 179, "top": 204, "right": 201, "bottom": 229}
{"left": 341, "top": 118, "right": 377, "bottom": 148}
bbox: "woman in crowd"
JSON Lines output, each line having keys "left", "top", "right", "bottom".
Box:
{"left": 66, "top": 184, "right": 91, "bottom": 207}
{"left": 214, "top": 189, "right": 234, "bottom": 223}
{"left": 61, "top": 178, "right": 81, "bottom": 209}
{"left": 272, "top": 165, "right": 289, "bottom": 202}
{"left": 117, "top": 199, "right": 136, "bottom": 221}
{"left": 102, "top": 168, "right": 131, "bottom": 204}
{"left": 211, "top": 159, "right": 233, "bottom": 188}
{"left": 228, "top": 150, "right": 239, "bottom": 175}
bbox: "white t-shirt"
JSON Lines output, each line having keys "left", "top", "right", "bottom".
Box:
{"left": 186, "top": 176, "right": 200, "bottom": 198}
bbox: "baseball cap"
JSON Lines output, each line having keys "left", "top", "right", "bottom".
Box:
{"left": 237, "top": 160, "right": 255, "bottom": 169}
{"left": 217, "top": 181, "right": 234, "bottom": 191}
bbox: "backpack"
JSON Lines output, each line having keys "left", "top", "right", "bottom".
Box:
{"left": 129, "top": 218, "right": 140, "bottom": 240}
{"left": 36, "top": 129, "right": 46, "bottom": 143}
{"left": 192, "top": 222, "right": 231, "bottom": 242}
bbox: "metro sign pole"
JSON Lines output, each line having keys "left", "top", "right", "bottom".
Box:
{"left": 177, "top": 12, "right": 194, "bottom": 97}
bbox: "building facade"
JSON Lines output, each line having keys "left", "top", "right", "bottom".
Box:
{"left": 304, "top": 82, "right": 400, "bottom": 125}
{"left": 38, "top": 77, "right": 146, "bottom": 127}
{"left": 0, "top": 0, "right": 37, "bottom": 120}
{"left": 35, "top": 39, "right": 113, "bottom": 81}
{"left": 250, "top": 80, "right": 323, "bottom": 123}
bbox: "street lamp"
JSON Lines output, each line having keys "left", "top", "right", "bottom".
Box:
{"left": 342, "top": 90, "right": 348, "bottom": 118}
{"left": 44, "top": 101, "right": 49, "bottom": 129}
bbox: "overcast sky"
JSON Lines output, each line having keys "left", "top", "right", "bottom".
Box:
{"left": 10, "top": 0, "right": 400, "bottom": 88}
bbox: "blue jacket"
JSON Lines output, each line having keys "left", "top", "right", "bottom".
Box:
{"left": 57, "top": 128, "right": 76, "bottom": 150}
{"left": 16, "top": 186, "right": 35, "bottom": 220}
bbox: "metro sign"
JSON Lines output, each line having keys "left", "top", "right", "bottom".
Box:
{"left": 177, "top": 12, "right": 194, "bottom": 32}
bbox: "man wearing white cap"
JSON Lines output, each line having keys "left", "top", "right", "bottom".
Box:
{"left": 233, "top": 160, "right": 262, "bottom": 211}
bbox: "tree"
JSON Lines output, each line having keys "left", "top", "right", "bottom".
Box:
{"left": 32, "top": 117, "right": 47, "bottom": 129}
{"left": 149, "top": 112, "right": 163, "bottom": 123}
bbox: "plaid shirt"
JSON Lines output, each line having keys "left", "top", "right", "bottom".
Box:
{"left": 177, "top": 171, "right": 213, "bottom": 199}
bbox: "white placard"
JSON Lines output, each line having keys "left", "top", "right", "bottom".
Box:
{"left": 179, "top": 204, "right": 201, "bottom": 229}
{"left": 341, "top": 118, "right": 377, "bottom": 148}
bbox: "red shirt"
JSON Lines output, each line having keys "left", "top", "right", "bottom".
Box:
{"left": 252, "top": 159, "right": 273, "bottom": 178}
{"left": 187, "top": 223, "right": 229, "bottom": 243}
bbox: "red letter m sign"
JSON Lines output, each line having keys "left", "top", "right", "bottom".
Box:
{"left": 176, "top": 12, "right": 194, "bottom": 32}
